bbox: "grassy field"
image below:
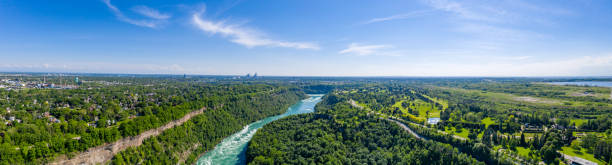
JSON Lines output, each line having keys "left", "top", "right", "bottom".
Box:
{"left": 560, "top": 146, "right": 606, "bottom": 165}
{"left": 481, "top": 117, "right": 495, "bottom": 128}
{"left": 515, "top": 147, "right": 534, "bottom": 158}
{"left": 571, "top": 118, "right": 588, "bottom": 127}
{"left": 439, "top": 86, "right": 612, "bottom": 108}
{"left": 543, "top": 82, "right": 612, "bottom": 100}
{"left": 392, "top": 99, "right": 442, "bottom": 120}
{"left": 421, "top": 93, "right": 449, "bottom": 109}
{"left": 414, "top": 99, "right": 441, "bottom": 118}
{"left": 444, "top": 126, "right": 469, "bottom": 139}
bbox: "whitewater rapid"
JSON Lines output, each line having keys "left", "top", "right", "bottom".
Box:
{"left": 196, "top": 94, "right": 323, "bottom": 165}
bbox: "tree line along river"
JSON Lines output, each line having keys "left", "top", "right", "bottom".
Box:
{"left": 196, "top": 94, "right": 324, "bottom": 165}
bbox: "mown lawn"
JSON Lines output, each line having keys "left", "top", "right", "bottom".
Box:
{"left": 570, "top": 118, "right": 587, "bottom": 127}
{"left": 481, "top": 117, "right": 495, "bottom": 128}
{"left": 392, "top": 100, "right": 441, "bottom": 119}
{"left": 515, "top": 147, "right": 533, "bottom": 158}
{"left": 560, "top": 146, "right": 605, "bottom": 165}
{"left": 444, "top": 126, "right": 469, "bottom": 139}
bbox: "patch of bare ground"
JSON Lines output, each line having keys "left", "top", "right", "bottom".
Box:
{"left": 513, "top": 96, "right": 559, "bottom": 104}
{"left": 50, "top": 107, "right": 206, "bottom": 165}
{"left": 569, "top": 92, "right": 595, "bottom": 97}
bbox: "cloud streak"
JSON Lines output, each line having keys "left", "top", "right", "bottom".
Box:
{"left": 132, "top": 6, "right": 171, "bottom": 20}
{"left": 339, "top": 43, "right": 398, "bottom": 56}
{"left": 102, "top": 0, "right": 167, "bottom": 28}
{"left": 191, "top": 11, "right": 319, "bottom": 50}
{"left": 363, "top": 10, "right": 431, "bottom": 24}
{"left": 416, "top": 0, "right": 565, "bottom": 59}
{"left": 423, "top": 0, "right": 494, "bottom": 22}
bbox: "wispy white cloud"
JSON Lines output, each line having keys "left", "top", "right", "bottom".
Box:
{"left": 363, "top": 10, "right": 431, "bottom": 24}
{"left": 423, "top": 0, "right": 496, "bottom": 22}
{"left": 102, "top": 0, "right": 166, "bottom": 28}
{"left": 422, "top": 0, "right": 572, "bottom": 26}
{"left": 456, "top": 23, "right": 547, "bottom": 43}
{"left": 191, "top": 9, "right": 319, "bottom": 50}
{"left": 506, "top": 0, "right": 574, "bottom": 16}
{"left": 131, "top": 5, "right": 171, "bottom": 20}
{"left": 339, "top": 43, "right": 399, "bottom": 56}
{"left": 416, "top": 0, "right": 569, "bottom": 58}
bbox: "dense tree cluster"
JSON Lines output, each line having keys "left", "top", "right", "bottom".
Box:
{"left": 315, "top": 84, "right": 612, "bottom": 164}
{"left": 111, "top": 87, "right": 305, "bottom": 164}
{"left": 2, "top": 75, "right": 611, "bottom": 164}
{"left": 0, "top": 76, "right": 303, "bottom": 164}
{"left": 247, "top": 95, "right": 483, "bottom": 165}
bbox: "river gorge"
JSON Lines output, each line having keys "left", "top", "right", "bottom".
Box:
{"left": 196, "top": 94, "right": 324, "bottom": 165}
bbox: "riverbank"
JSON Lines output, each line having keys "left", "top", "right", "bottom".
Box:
{"left": 196, "top": 94, "right": 323, "bottom": 165}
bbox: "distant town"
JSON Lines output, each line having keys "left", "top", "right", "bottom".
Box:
{"left": 0, "top": 74, "right": 81, "bottom": 90}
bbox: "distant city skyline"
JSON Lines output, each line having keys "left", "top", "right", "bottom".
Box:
{"left": 1, "top": 0, "right": 612, "bottom": 76}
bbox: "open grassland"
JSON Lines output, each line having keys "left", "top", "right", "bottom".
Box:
{"left": 439, "top": 86, "right": 612, "bottom": 108}
{"left": 540, "top": 82, "right": 612, "bottom": 100}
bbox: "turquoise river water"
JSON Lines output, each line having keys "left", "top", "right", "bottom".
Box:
{"left": 196, "top": 94, "right": 324, "bottom": 165}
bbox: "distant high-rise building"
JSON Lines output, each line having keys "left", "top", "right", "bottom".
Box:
{"left": 246, "top": 73, "right": 251, "bottom": 78}
{"left": 253, "top": 72, "right": 258, "bottom": 78}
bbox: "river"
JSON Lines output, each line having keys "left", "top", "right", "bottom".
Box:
{"left": 549, "top": 81, "right": 612, "bottom": 87}
{"left": 196, "top": 94, "right": 324, "bottom": 165}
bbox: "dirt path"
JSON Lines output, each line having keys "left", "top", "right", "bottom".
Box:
{"left": 51, "top": 107, "right": 206, "bottom": 165}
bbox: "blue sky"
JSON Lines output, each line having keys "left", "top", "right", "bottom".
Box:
{"left": 1, "top": 0, "right": 612, "bottom": 76}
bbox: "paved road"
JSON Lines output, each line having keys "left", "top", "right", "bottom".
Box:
{"left": 389, "top": 115, "right": 468, "bottom": 141}
{"left": 349, "top": 100, "right": 427, "bottom": 140}
{"left": 345, "top": 100, "right": 535, "bottom": 164}
{"left": 560, "top": 153, "right": 598, "bottom": 165}
{"left": 386, "top": 118, "right": 427, "bottom": 140}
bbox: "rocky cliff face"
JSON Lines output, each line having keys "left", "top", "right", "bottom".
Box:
{"left": 50, "top": 107, "right": 206, "bottom": 165}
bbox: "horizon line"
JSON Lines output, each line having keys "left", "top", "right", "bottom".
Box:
{"left": 1, "top": 71, "right": 612, "bottom": 79}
